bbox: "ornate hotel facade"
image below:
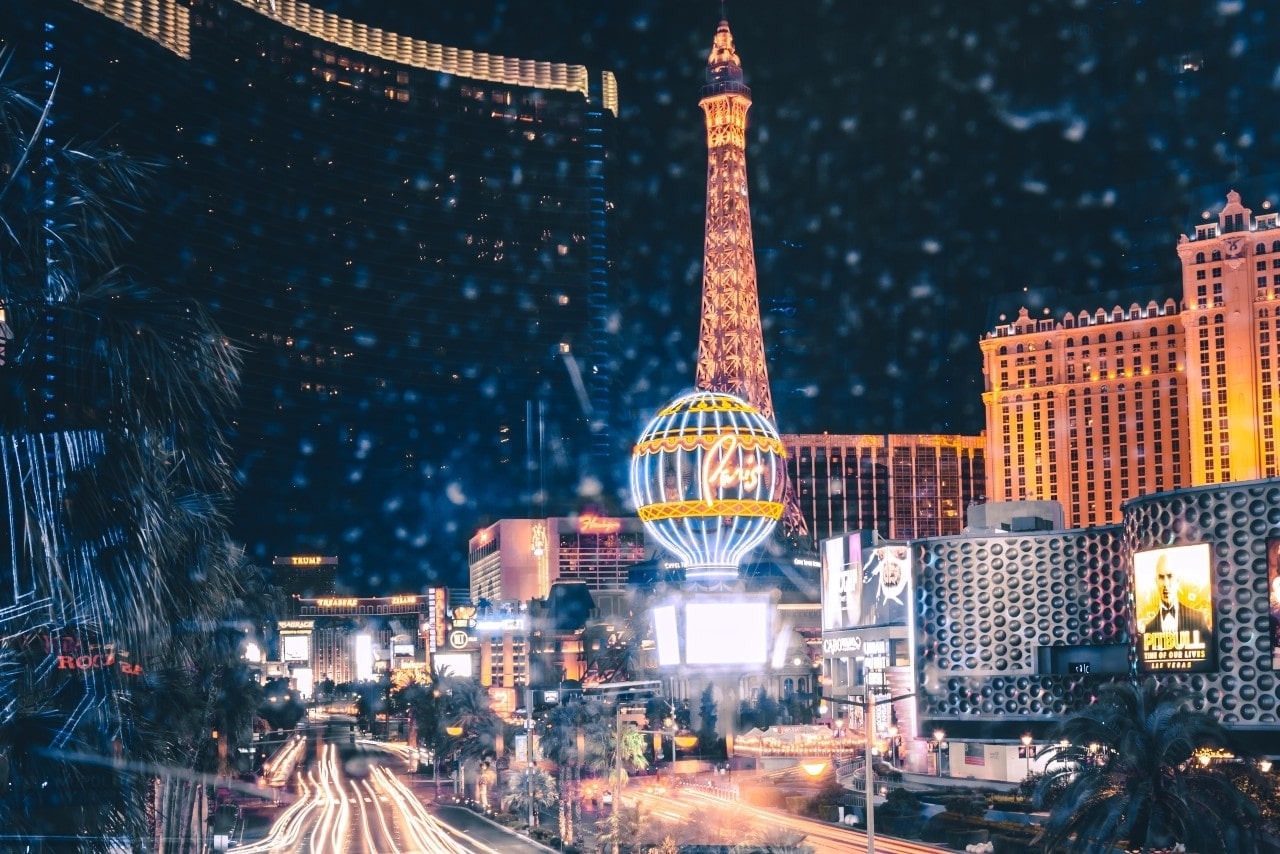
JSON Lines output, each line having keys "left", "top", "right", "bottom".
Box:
{"left": 981, "top": 190, "right": 1279, "bottom": 529}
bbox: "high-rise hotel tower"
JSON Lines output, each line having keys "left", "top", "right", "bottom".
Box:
{"left": 16, "top": 0, "right": 619, "bottom": 588}
{"left": 982, "top": 190, "right": 1279, "bottom": 529}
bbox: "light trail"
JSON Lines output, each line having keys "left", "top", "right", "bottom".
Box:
{"left": 635, "top": 786, "right": 948, "bottom": 854}
{"left": 235, "top": 740, "right": 485, "bottom": 853}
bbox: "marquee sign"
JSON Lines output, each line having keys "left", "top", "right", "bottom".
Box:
{"left": 630, "top": 390, "right": 785, "bottom": 580}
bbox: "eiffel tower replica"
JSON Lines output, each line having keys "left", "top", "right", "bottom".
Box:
{"left": 695, "top": 18, "right": 808, "bottom": 543}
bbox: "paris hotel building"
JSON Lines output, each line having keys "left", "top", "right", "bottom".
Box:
{"left": 982, "top": 190, "right": 1279, "bottom": 528}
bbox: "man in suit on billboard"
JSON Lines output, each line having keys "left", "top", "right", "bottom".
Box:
{"left": 1143, "top": 552, "right": 1211, "bottom": 637}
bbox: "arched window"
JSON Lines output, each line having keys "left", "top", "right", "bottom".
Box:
{"left": 1115, "top": 330, "right": 1123, "bottom": 341}
{"left": 1196, "top": 252, "right": 1206, "bottom": 263}
{"left": 1198, "top": 316, "right": 1208, "bottom": 326}
{"left": 1273, "top": 240, "right": 1280, "bottom": 252}
{"left": 1016, "top": 343, "right": 1024, "bottom": 353}
{"left": 999, "top": 345, "right": 1008, "bottom": 356}
{"left": 1149, "top": 326, "right": 1158, "bottom": 337}
{"left": 1081, "top": 335, "right": 1090, "bottom": 345}
{"left": 1098, "top": 333, "right": 1107, "bottom": 343}
{"left": 1167, "top": 324, "right": 1176, "bottom": 335}
{"left": 1211, "top": 250, "right": 1222, "bottom": 261}
{"left": 1257, "top": 243, "right": 1267, "bottom": 254}
{"left": 1066, "top": 337, "right": 1074, "bottom": 347}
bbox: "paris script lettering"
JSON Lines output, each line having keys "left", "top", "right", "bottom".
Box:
{"left": 700, "top": 434, "right": 765, "bottom": 505}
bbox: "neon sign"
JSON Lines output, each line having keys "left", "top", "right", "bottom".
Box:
{"left": 316, "top": 597, "right": 358, "bottom": 609}
{"left": 630, "top": 390, "right": 785, "bottom": 580}
{"left": 579, "top": 515, "right": 621, "bottom": 534}
{"left": 700, "top": 434, "right": 765, "bottom": 503}
{"left": 390, "top": 595, "right": 418, "bottom": 605}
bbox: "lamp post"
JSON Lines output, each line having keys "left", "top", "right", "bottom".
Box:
{"left": 822, "top": 691, "right": 914, "bottom": 854}
{"left": 445, "top": 723, "right": 464, "bottom": 795}
{"left": 1020, "top": 733, "right": 1033, "bottom": 779}
{"left": 932, "top": 729, "right": 947, "bottom": 777}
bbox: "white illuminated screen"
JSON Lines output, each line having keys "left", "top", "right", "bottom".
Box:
{"left": 684, "top": 602, "right": 768, "bottom": 665}
{"left": 355, "top": 634, "right": 374, "bottom": 681}
{"left": 653, "top": 605, "right": 680, "bottom": 666}
{"left": 293, "top": 668, "right": 314, "bottom": 698}
{"left": 432, "top": 653, "right": 474, "bottom": 679}
{"left": 282, "top": 634, "right": 310, "bottom": 662}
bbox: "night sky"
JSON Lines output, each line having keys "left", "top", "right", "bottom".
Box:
{"left": 9, "top": 0, "right": 1280, "bottom": 593}
{"left": 337, "top": 0, "right": 1280, "bottom": 439}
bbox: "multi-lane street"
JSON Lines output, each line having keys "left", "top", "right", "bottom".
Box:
{"left": 630, "top": 783, "right": 948, "bottom": 854}
{"left": 233, "top": 726, "right": 549, "bottom": 854}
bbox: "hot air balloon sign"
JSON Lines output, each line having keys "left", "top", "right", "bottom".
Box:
{"left": 630, "top": 390, "right": 786, "bottom": 581}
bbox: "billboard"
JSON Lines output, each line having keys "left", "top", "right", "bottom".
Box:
{"left": 821, "top": 535, "right": 910, "bottom": 630}
{"left": 685, "top": 601, "right": 769, "bottom": 666}
{"left": 861, "top": 545, "right": 911, "bottom": 626}
{"left": 1269, "top": 537, "right": 1280, "bottom": 671}
{"left": 1135, "top": 543, "right": 1214, "bottom": 673}
{"left": 651, "top": 595, "right": 771, "bottom": 667}
{"left": 821, "top": 533, "right": 865, "bottom": 630}
{"left": 282, "top": 633, "right": 310, "bottom": 663}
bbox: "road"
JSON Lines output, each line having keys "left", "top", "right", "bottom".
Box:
{"left": 233, "top": 728, "right": 549, "bottom": 854}
{"left": 631, "top": 784, "right": 949, "bottom": 854}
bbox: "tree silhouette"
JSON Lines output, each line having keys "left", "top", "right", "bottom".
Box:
{"left": 0, "top": 54, "right": 244, "bottom": 850}
{"left": 1033, "top": 678, "right": 1276, "bottom": 853}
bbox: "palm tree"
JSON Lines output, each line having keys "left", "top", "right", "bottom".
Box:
{"left": 1032, "top": 678, "right": 1275, "bottom": 853}
{"left": 0, "top": 53, "right": 243, "bottom": 851}
{"left": 502, "top": 764, "right": 558, "bottom": 825}
{"left": 540, "top": 696, "right": 615, "bottom": 844}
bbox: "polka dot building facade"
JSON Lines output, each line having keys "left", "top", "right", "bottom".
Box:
{"left": 910, "top": 476, "right": 1280, "bottom": 765}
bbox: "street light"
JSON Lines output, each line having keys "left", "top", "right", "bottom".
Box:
{"left": 886, "top": 724, "right": 900, "bottom": 768}
{"left": 822, "top": 692, "right": 914, "bottom": 854}
{"left": 932, "top": 729, "right": 948, "bottom": 777}
{"left": 1021, "top": 733, "right": 1033, "bottom": 778}
{"left": 446, "top": 723, "right": 463, "bottom": 795}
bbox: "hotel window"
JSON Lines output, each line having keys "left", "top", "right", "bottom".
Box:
{"left": 1196, "top": 270, "right": 1206, "bottom": 280}
{"left": 1260, "top": 261, "right": 1268, "bottom": 271}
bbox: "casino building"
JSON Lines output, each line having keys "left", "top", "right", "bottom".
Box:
{"left": 982, "top": 190, "right": 1280, "bottom": 531}
{"left": 467, "top": 515, "right": 651, "bottom": 602}
{"left": 821, "top": 476, "right": 1280, "bottom": 780}
{"left": 266, "top": 590, "right": 449, "bottom": 690}
{"left": 19, "top": 0, "right": 620, "bottom": 587}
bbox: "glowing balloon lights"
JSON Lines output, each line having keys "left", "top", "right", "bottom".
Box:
{"left": 630, "top": 390, "right": 786, "bottom": 581}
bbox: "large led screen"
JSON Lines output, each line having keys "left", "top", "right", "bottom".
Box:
{"left": 821, "top": 533, "right": 865, "bottom": 630}
{"left": 684, "top": 601, "right": 768, "bottom": 665}
{"left": 432, "top": 652, "right": 474, "bottom": 679}
{"left": 653, "top": 605, "right": 681, "bottom": 667}
{"left": 282, "top": 633, "right": 310, "bottom": 663}
{"left": 1269, "top": 537, "right": 1280, "bottom": 671}
{"left": 861, "top": 545, "right": 912, "bottom": 626}
{"left": 821, "top": 535, "right": 910, "bottom": 630}
{"left": 1135, "top": 543, "right": 1214, "bottom": 673}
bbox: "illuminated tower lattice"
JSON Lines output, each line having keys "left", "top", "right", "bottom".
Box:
{"left": 694, "top": 19, "right": 807, "bottom": 537}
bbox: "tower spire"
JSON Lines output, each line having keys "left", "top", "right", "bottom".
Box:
{"left": 694, "top": 19, "right": 807, "bottom": 538}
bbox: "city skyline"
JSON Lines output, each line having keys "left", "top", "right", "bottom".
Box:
{"left": 9, "top": 1, "right": 1280, "bottom": 592}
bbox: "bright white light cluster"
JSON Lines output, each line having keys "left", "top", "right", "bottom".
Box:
{"left": 630, "top": 390, "right": 785, "bottom": 580}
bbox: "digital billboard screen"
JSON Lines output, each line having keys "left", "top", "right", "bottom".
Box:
{"left": 282, "top": 633, "right": 310, "bottom": 662}
{"left": 861, "top": 545, "right": 912, "bottom": 627}
{"left": 1135, "top": 543, "right": 1214, "bottom": 673}
{"left": 1269, "top": 537, "right": 1280, "bottom": 671}
{"left": 821, "top": 533, "right": 865, "bottom": 630}
{"left": 821, "top": 535, "right": 910, "bottom": 630}
{"left": 684, "top": 601, "right": 768, "bottom": 666}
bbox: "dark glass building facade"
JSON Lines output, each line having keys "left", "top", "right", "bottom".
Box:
{"left": 11, "top": 0, "right": 619, "bottom": 591}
